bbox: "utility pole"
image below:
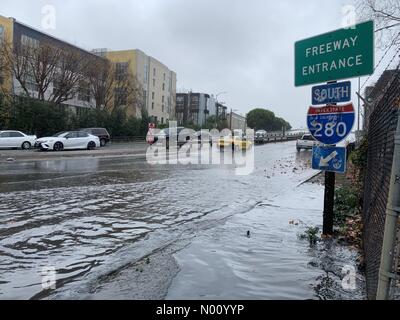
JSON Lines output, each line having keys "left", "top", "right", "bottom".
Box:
{"left": 358, "top": 77, "right": 361, "bottom": 133}
{"left": 376, "top": 110, "right": 400, "bottom": 300}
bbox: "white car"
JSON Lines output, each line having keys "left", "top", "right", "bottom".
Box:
{"left": 256, "top": 130, "right": 267, "bottom": 138}
{"left": 0, "top": 130, "right": 37, "bottom": 150}
{"left": 296, "top": 134, "right": 322, "bottom": 151}
{"left": 36, "top": 131, "right": 100, "bottom": 151}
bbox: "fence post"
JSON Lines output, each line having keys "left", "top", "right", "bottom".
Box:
{"left": 376, "top": 110, "right": 400, "bottom": 300}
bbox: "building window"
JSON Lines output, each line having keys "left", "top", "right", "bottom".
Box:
{"left": 152, "top": 92, "right": 155, "bottom": 100}
{"left": 163, "top": 73, "right": 166, "bottom": 81}
{"left": 153, "top": 68, "right": 156, "bottom": 76}
{"left": 114, "top": 87, "right": 127, "bottom": 107}
{"left": 161, "top": 117, "right": 164, "bottom": 124}
{"left": 144, "top": 65, "right": 148, "bottom": 84}
{"left": 0, "top": 25, "right": 4, "bottom": 43}
{"left": 78, "top": 81, "right": 91, "bottom": 102}
{"left": 162, "top": 96, "right": 165, "bottom": 103}
{"left": 162, "top": 83, "right": 165, "bottom": 91}
{"left": 115, "top": 62, "right": 129, "bottom": 81}
{"left": 21, "top": 34, "right": 39, "bottom": 49}
{"left": 162, "top": 105, "right": 165, "bottom": 113}
{"left": 153, "top": 78, "right": 156, "bottom": 87}
{"left": 26, "top": 71, "right": 38, "bottom": 92}
{"left": 152, "top": 102, "right": 154, "bottom": 110}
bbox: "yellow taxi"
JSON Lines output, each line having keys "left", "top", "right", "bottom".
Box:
{"left": 217, "top": 135, "right": 253, "bottom": 151}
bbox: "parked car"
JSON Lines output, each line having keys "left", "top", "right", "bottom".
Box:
{"left": 255, "top": 130, "right": 267, "bottom": 138}
{"left": 0, "top": 130, "right": 37, "bottom": 150}
{"left": 81, "top": 128, "right": 110, "bottom": 147}
{"left": 36, "top": 131, "right": 100, "bottom": 151}
{"left": 152, "top": 127, "right": 191, "bottom": 149}
{"left": 296, "top": 134, "right": 322, "bottom": 151}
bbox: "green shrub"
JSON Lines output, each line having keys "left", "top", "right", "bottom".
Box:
{"left": 0, "top": 95, "right": 150, "bottom": 138}
{"left": 334, "top": 186, "right": 359, "bottom": 227}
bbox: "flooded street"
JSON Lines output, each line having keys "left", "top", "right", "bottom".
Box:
{"left": 0, "top": 142, "right": 365, "bottom": 300}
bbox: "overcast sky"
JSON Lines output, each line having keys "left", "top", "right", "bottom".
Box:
{"left": 0, "top": 0, "right": 388, "bottom": 128}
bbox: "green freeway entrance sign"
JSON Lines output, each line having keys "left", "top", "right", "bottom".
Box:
{"left": 295, "top": 20, "right": 374, "bottom": 87}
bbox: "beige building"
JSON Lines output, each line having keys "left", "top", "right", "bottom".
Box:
{"left": 97, "top": 49, "right": 177, "bottom": 124}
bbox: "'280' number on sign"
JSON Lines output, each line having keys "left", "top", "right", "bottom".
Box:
{"left": 314, "top": 122, "right": 347, "bottom": 138}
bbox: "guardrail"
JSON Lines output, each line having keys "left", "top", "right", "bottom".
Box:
{"left": 110, "top": 132, "right": 308, "bottom": 145}
{"left": 254, "top": 132, "right": 307, "bottom": 144}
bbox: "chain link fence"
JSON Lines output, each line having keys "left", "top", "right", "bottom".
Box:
{"left": 362, "top": 70, "right": 400, "bottom": 299}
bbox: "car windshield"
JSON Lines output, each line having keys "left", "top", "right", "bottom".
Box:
{"left": 52, "top": 132, "right": 67, "bottom": 137}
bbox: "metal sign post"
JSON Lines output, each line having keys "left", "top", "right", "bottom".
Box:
{"left": 324, "top": 80, "right": 336, "bottom": 236}
{"left": 323, "top": 170, "right": 336, "bottom": 235}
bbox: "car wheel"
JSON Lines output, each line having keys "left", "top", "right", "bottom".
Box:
{"left": 53, "top": 142, "right": 64, "bottom": 152}
{"left": 100, "top": 139, "right": 106, "bottom": 147}
{"left": 87, "top": 141, "right": 96, "bottom": 150}
{"left": 21, "top": 141, "right": 31, "bottom": 150}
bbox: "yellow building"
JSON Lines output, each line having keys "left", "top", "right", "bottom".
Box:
{"left": 100, "top": 49, "right": 177, "bottom": 124}
{"left": 0, "top": 15, "right": 14, "bottom": 95}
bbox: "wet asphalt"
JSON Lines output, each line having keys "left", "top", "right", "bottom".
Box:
{"left": 0, "top": 141, "right": 365, "bottom": 300}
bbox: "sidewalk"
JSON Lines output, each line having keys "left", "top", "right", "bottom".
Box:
{"left": 0, "top": 142, "right": 149, "bottom": 163}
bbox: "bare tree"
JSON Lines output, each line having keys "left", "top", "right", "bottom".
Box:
{"left": 0, "top": 37, "right": 90, "bottom": 106}
{"left": 86, "top": 59, "right": 114, "bottom": 110}
{"left": 357, "top": 0, "right": 400, "bottom": 49}
{"left": 0, "top": 40, "right": 13, "bottom": 99}
{"left": 50, "top": 49, "right": 88, "bottom": 106}
{"left": 87, "top": 59, "right": 145, "bottom": 116}
{"left": 1, "top": 37, "right": 145, "bottom": 115}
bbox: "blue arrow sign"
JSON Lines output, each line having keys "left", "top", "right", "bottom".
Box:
{"left": 312, "top": 81, "right": 351, "bottom": 105}
{"left": 312, "top": 146, "right": 347, "bottom": 173}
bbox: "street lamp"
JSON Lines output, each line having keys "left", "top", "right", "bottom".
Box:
{"left": 216, "top": 92, "right": 227, "bottom": 101}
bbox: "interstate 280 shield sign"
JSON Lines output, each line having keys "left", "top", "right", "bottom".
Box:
{"left": 307, "top": 103, "right": 355, "bottom": 145}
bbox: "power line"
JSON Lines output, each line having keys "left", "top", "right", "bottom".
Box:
{"left": 360, "top": 32, "right": 400, "bottom": 91}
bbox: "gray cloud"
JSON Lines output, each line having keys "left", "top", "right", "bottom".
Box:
{"left": 0, "top": 0, "right": 358, "bottom": 128}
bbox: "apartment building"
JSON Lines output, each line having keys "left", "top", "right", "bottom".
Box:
{"left": 176, "top": 92, "right": 228, "bottom": 127}
{"left": 0, "top": 15, "right": 107, "bottom": 113}
{"left": 102, "top": 49, "right": 177, "bottom": 124}
{"left": 176, "top": 92, "right": 210, "bottom": 127}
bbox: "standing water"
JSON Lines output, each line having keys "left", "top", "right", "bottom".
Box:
{"left": 0, "top": 142, "right": 365, "bottom": 299}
